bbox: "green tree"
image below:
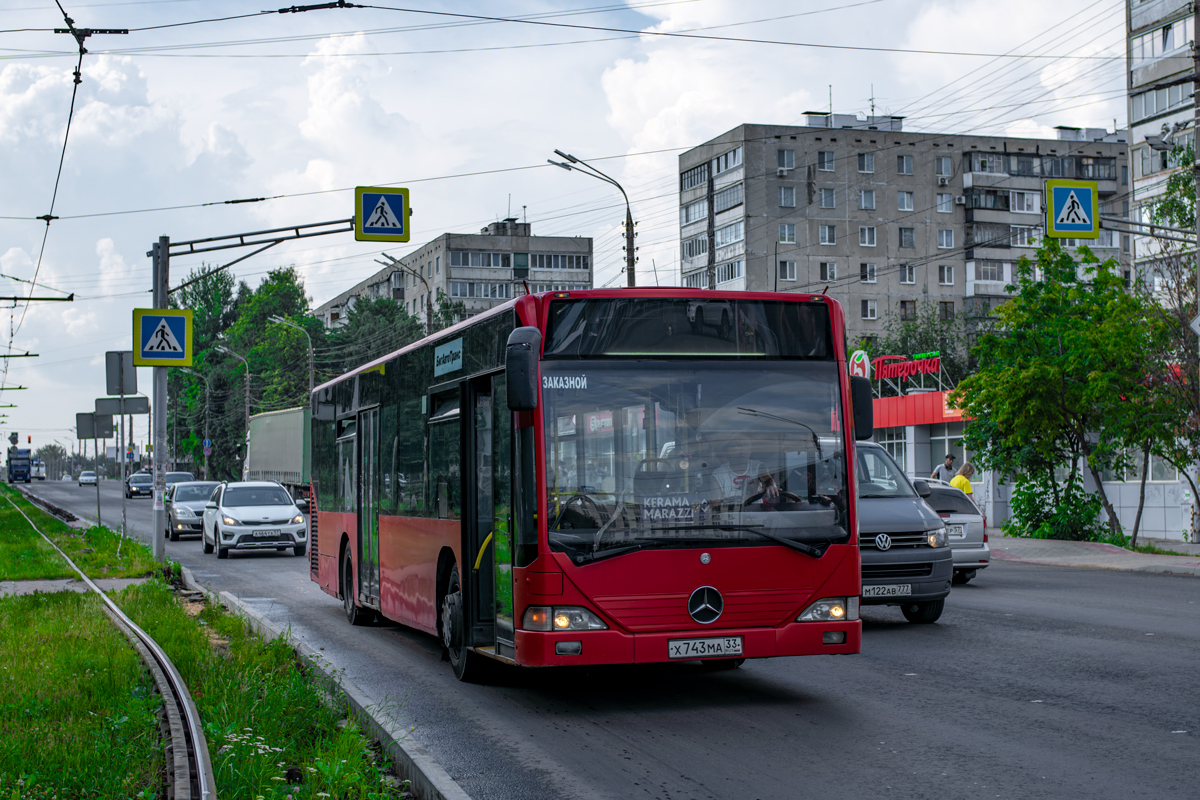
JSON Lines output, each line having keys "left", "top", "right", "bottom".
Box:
{"left": 952, "top": 239, "right": 1159, "bottom": 541}
{"left": 323, "top": 296, "right": 424, "bottom": 379}
{"left": 1149, "top": 140, "right": 1194, "bottom": 230}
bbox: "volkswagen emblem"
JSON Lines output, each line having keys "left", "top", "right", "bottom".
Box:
{"left": 688, "top": 586, "right": 723, "bottom": 625}
{"left": 700, "top": 552, "right": 711, "bottom": 564}
{"left": 874, "top": 533, "right": 893, "bottom": 551}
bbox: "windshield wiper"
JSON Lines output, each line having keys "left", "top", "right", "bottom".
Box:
{"left": 737, "top": 407, "right": 823, "bottom": 457}
{"left": 651, "top": 524, "right": 829, "bottom": 559}
{"left": 574, "top": 543, "right": 644, "bottom": 564}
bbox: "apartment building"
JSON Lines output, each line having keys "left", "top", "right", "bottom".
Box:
{"left": 1126, "top": 1, "right": 1194, "bottom": 265}
{"left": 314, "top": 219, "right": 593, "bottom": 328}
{"left": 677, "top": 118, "right": 1131, "bottom": 344}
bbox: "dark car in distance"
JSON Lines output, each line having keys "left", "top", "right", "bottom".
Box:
{"left": 855, "top": 442, "right": 952, "bottom": 623}
{"left": 125, "top": 473, "right": 153, "bottom": 498}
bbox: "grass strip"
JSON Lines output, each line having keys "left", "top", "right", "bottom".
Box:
{"left": 0, "top": 483, "right": 157, "bottom": 581}
{"left": 116, "top": 578, "right": 409, "bottom": 799}
{"left": 0, "top": 591, "right": 163, "bottom": 798}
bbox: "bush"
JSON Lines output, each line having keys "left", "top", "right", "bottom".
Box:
{"left": 1004, "top": 472, "right": 1112, "bottom": 543}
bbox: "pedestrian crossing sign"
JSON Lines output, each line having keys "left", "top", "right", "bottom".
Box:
{"left": 355, "top": 186, "right": 410, "bottom": 242}
{"left": 1044, "top": 179, "right": 1099, "bottom": 239}
{"left": 133, "top": 308, "right": 193, "bottom": 367}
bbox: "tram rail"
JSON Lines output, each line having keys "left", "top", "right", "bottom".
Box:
{"left": 3, "top": 493, "right": 217, "bottom": 800}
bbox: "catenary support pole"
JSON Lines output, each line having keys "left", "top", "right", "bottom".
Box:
{"left": 1194, "top": 10, "right": 1199, "bottom": 539}
{"left": 152, "top": 236, "right": 169, "bottom": 562}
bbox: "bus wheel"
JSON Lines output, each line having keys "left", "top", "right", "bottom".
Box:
{"left": 341, "top": 549, "right": 371, "bottom": 626}
{"left": 441, "top": 565, "right": 483, "bottom": 682}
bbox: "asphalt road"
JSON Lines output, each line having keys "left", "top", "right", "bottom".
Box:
{"left": 30, "top": 480, "right": 1200, "bottom": 800}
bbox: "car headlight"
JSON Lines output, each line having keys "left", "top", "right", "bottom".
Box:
{"left": 798, "top": 597, "right": 859, "bottom": 622}
{"left": 522, "top": 606, "right": 608, "bottom": 631}
{"left": 222, "top": 515, "right": 242, "bottom": 527}
{"left": 928, "top": 527, "right": 948, "bottom": 548}
{"left": 175, "top": 507, "right": 193, "bottom": 517}
{"left": 291, "top": 514, "right": 304, "bottom": 525}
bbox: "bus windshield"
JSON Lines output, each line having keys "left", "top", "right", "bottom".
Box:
{"left": 541, "top": 360, "right": 849, "bottom": 563}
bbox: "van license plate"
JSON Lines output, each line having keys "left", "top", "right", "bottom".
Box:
{"left": 668, "top": 636, "right": 743, "bottom": 659}
{"left": 863, "top": 584, "right": 911, "bottom": 598}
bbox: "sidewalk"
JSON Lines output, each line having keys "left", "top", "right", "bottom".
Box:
{"left": 989, "top": 530, "right": 1200, "bottom": 577}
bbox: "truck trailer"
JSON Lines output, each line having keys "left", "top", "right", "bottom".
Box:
{"left": 244, "top": 407, "right": 311, "bottom": 499}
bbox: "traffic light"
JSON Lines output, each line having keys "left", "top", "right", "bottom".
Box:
{"left": 26, "top": 436, "right": 30, "bottom": 444}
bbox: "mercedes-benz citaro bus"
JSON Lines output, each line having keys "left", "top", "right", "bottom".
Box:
{"left": 310, "top": 290, "right": 873, "bottom": 681}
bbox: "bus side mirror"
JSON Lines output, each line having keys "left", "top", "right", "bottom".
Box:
{"left": 507, "top": 327, "right": 542, "bottom": 412}
{"left": 851, "top": 376, "right": 873, "bottom": 441}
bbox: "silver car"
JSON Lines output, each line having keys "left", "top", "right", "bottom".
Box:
{"left": 201, "top": 481, "right": 308, "bottom": 559}
{"left": 164, "top": 481, "right": 220, "bottom": 541}
{"left": 924, "top": 482, "right": 991, "bottom": 584}
{"left": 78, "top": 470, "right": 97, "bottom": 487}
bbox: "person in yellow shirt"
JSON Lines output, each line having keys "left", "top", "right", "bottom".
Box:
{"left": 949, "top": 462, "right": 975, "bottom": 496}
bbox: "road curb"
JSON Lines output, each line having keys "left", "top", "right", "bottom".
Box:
{"left": 180, "top": 567, "right": 472, "bottom": 800}
{"left": 993, "top": 550, "right": 1200, "bottom": 577}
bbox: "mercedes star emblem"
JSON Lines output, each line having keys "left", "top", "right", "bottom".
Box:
{"left": 700, "top": 552, "right": 711, "bottom": 564}
{"left": 874, "top": 533, "right": 893, "bottom": 551}
{"left": 688, "top": 586, "right": 724, "bottom": 625}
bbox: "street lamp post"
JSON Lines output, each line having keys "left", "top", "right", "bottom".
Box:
{"left": 548, "top": 149, "right": 636, "bottom": 287}
{"left": 268, "top": 315, "right": 314, "bottom": 396}
{"left": 375, "top": 254, "right": 434, "bottom": 336}
{"left": 216, "top": 345, "right": 250, "bottom": 473}
{"left": 180, "top": 368, "right": 212, "bottom": 480}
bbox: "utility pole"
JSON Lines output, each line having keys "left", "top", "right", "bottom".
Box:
{"left": 548, "top": 150, "right": 637, "bottom": 286}
{"left": 181, "top": 368, "right": 212, "bottom": 480}
{"left": 151, "top": 236, "right": 168, "bottom": 563}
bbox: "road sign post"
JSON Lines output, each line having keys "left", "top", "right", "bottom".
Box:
{"left": 1044, "top": 179, "right": 1100, "bottom": 239}
{"left": 354, "top": 187, "right": 410, "bottom": 242}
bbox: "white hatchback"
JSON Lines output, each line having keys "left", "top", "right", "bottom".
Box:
{"left": 201, "top": 481, "right": 308, "bottom": 560}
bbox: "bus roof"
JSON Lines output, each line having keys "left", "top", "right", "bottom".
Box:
{"left": 312, "top": 289, "right": 842, "bottom": 393}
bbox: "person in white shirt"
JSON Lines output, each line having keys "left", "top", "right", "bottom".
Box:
{"left": 710, "top": 439, "right": 771, "bottom": 504}
{"left": 931, "top": 454, "right": 957, "bottom": 483}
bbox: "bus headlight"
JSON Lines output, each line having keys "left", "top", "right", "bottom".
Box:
{"left": 523, "top": 606, "right": 608, "bottom": 632}
{"left": 928, "top": 527, "right": 948, "bottom": 548}
{"left": 798, "top": 597, "right": 859, "bottom": 622}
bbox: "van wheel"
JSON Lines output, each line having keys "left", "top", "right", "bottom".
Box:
{"left": 901, "top": 599, "right": 945, "bottom": 624}
{"left": 341, "top": 549, "right": 370, "bottom": 626}
{"left": 441, "top": 565, "right": 485, "bottom": 682}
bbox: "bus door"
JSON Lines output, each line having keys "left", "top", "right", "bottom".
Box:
{"left": 465, "top": 373, "right": 515, "bottom": 658}
{"left": 357, "top": 406, "right": 381, "bottom": 609}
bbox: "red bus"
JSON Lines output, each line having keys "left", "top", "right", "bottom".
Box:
{"left": 310, "top": 290, "right": 873, "bottom": 680}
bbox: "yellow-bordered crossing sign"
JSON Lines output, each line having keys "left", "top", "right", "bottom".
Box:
{"left": 133, "top": 308, "right": 193, "bottom": 366}
{"left": 1044, "top": 179, "right": 1099, "bottom": 239}
{"left": 355, "top": 186, "right": 410, "bottom": 242}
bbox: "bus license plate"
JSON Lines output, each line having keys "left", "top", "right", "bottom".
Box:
{"left": 863, "top": 584, "right": 911, "bottom": 598}
{"left": 947, "top": 524, "right": 965, "bottom": 538}
{"left": 252, "top": 530, "right": 280, "bottom": 538}
{"left": 667, "top": 636, "right": 743, "bottom": 659}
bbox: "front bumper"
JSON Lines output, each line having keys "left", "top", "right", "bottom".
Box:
{"left": 170, "top": 517, "right": 204, "bottom": 535}
{"left": 128, "top": 487, "right": 152, "bottom": 496}
{"left": 220, "top": 525, "right": 307, "bottom": 549}
{"left": 951, "top": 541, "right": 991, "bottom": 570}
{"left": 860, "top": 546, "right": 953, "bottom": 605}
{"left": 513, "top": 621, "right": 861, "bottom": 667}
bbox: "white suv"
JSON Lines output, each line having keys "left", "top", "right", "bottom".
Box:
{"left": 201, "top": 481, "right": 308, "bottom": 560}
